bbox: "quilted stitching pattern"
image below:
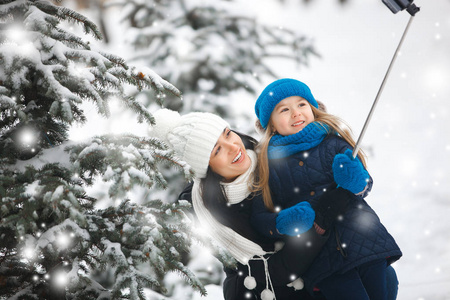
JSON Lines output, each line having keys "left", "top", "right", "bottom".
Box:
{"left": 267, "top": 135, "right": 402, "bottom": 291}
{"left": 302, "top": 200, "right": 401, "bottom": 290}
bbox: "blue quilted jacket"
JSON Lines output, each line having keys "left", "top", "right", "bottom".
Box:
{"left": 251, "top": 135, "right": 402, "bottom": 292}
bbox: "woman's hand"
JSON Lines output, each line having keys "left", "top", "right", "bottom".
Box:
{"left": 332, "top": 149, "right": 369, "bottom": 194}
{"left": 275, "top": 202, "right": 315, "bottom": 236}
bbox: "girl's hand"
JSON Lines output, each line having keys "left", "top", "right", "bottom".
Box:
{"left": 275, "top": 202, "right": 315, "bottom": 236}
{"left": 332, "top": 149, "right": 369, "bottom": 194}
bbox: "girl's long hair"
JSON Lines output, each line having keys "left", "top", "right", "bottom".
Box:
{"left": 200, "top": 131, "right": 258, "bottom": 214}
{"left": 253, "top": 103, "right": 368, "bottom": 212}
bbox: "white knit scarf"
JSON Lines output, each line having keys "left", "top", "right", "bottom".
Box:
{"left": 191, "top": 150, "right": 267, "bottom": 265}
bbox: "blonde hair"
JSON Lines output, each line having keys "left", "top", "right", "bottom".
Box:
{"left": 253, "top": 103, "right": 368, "bottom": 212}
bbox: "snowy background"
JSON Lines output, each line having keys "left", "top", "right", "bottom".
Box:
{"left": 67, "top": 0, "right": 450, "bottom": 299}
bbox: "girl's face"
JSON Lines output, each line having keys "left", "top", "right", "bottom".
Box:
{"left": 270, "top": 96, "right": 315, "bottom": 136}
{"left": 209, "top": 128, "right": 252, "bottom": 182}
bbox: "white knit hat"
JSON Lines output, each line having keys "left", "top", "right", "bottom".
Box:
{"left": 149, "top": 109, "right": 229, "bottom": 179}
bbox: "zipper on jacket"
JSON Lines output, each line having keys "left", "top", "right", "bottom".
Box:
{"left": 335, "top": 228, "right": 348, "bottom": 257}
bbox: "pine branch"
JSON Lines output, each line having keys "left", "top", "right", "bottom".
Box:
{"left": 32, "top": 0, "right": 103, "bottom": 40}
{"left": 1, "top": 159, "right": 203, "bottom": 298}
{"left": 167, "top": 262, "right": 207, "bottom": 296}
{"left": 0, "top": 0, "right": 181, "bottom": 160}
{"left": 66, "top": 134, "right": 194, "bottom": 194}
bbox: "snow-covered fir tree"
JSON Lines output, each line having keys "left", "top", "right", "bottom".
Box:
{"left": 0, "top": 1, "right": 232, "bottom": 299}
{"left": 112, "top": 0, "right": 318, "bottom": 121}
{"left": 0, "top": 0, "right": 180, "bottom": 161}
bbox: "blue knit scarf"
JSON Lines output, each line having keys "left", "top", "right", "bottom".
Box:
{"left": 268, "top": 122, "right": 330, "bottom": 159}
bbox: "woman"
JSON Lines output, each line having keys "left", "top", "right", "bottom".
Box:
{"left": 150, "top": 108, "right": 399, "bottom": 300}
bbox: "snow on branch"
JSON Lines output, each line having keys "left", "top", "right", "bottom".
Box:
{"left": 0, "top": 161, "right": 204, "bottom": 298}
{"left": 0, "top": 0, "right": 181, "bottom": 163}
{"left": 32, "top": 0, "right": 103, "bottom": 40}
{"left": 66, "top": 134, "right": 194, "bottom": 197}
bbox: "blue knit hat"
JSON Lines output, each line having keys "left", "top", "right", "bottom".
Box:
{"left": 255, "top": 78, "right": 318, "bottom": 129}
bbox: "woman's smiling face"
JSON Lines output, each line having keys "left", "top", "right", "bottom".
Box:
{"left": 209, "top": 128, "right": 251, "bottom": 182}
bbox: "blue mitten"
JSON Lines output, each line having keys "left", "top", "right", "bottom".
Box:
{"left": 332, "top": 149, "right": 369, "bottom": 194}
{"left": 276, "top": 202, "right": 315, "bottom": 236}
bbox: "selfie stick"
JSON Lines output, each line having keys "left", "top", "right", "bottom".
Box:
{"left": 352, "top": 0, "right": 420, "bottom": 159}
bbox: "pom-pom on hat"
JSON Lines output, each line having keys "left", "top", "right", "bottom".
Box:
{"left": 255, "top": 78, "right": 318, "bottom": 129}
{"left": 149, "top": 109, "right": 229, "bottom": 179}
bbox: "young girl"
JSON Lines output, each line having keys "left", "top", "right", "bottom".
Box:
{"left": 252, "top": 78, "right": 402, "bottom": 300}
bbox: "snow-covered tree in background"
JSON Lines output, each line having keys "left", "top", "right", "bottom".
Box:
{"left": 0, "top": 0, "right": 218, "bottom": 298}
{"left": 112, "top": 0, "right": 318, "bottom": 120}
{"left": 0, "top": 0, "right": 180, "bottom": 161}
